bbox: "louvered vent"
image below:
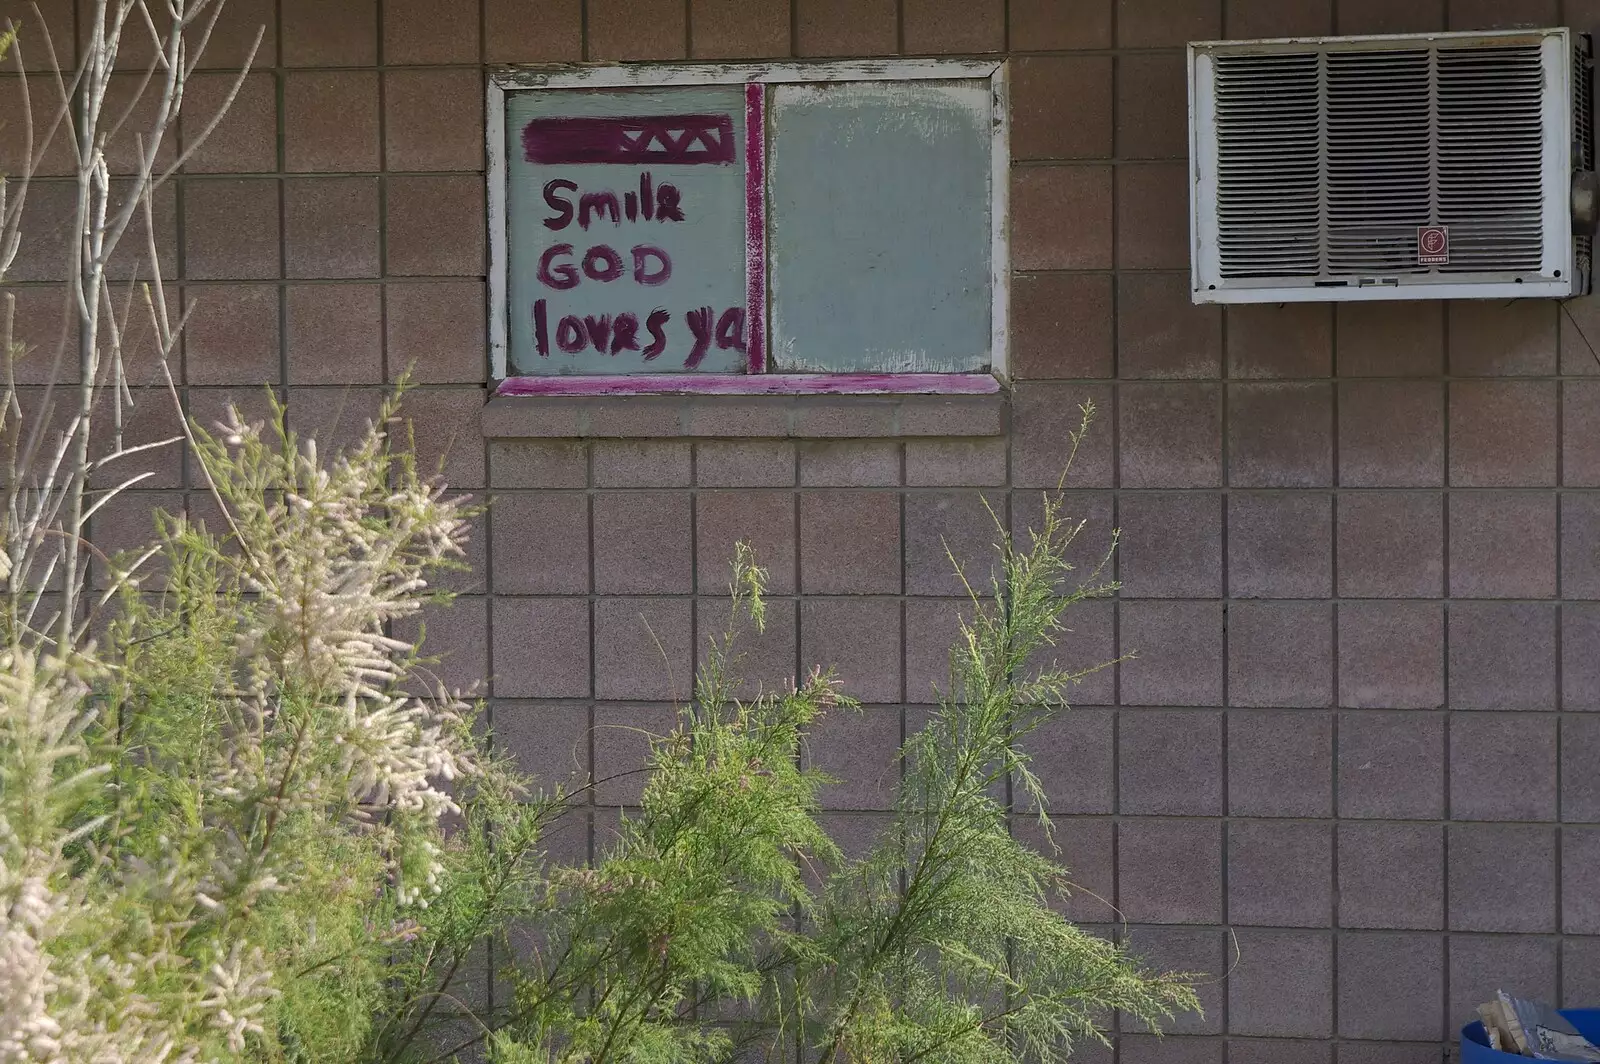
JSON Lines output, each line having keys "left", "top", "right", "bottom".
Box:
{"left": 1192, "top": 28, "right": 1589, "bottom": 303}
{"left": 1213, "top": 53, "right": 1320, "bottom": 276}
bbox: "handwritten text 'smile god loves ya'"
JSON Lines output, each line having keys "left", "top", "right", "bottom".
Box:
{"left": 531, "top": 171, "right": 748, "bottom": 368}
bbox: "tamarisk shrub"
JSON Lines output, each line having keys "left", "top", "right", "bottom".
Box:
{"left": 477, "top": 403, "right": 1201, "bottom": 1064}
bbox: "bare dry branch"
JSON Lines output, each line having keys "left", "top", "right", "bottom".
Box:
{"left": 1, "top": 0, "right": 255, "bottom": 652}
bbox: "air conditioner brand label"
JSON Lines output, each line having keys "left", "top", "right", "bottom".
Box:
{"left": 1417, "top": 226, "right": 1450, "bottom": 265}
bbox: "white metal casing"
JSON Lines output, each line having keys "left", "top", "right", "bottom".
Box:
{"left": 1189, "top": 27, "right": 1589, "bottom": 304}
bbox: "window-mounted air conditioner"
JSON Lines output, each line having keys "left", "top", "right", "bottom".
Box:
{"left": 1188, "top": 26, "right": 1597, "bottom": 304}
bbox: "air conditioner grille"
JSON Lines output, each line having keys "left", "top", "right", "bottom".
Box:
{"left": 1214, "top": 53, "right": 1320, "bottom": 276}
{"left": 1214, "top": 41, "right": 1547, "bottom": 279}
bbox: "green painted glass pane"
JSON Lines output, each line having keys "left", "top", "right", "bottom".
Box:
{"left": 768, "top": 80, "right": 993, "bottom": 374}
{"left": 506, "top": 86, "right": 751, "bottom": 375}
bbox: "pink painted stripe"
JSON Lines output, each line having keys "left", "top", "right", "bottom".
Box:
{"left": 494, "top": 373, "right": 1002, "bottom": 397}
{"left": 744, "top": 83, "right": 767, "bottom": 374}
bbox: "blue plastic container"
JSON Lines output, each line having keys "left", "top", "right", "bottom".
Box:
{"left": 1462, "top": 1010, "right": 1600, "bottom": 1064}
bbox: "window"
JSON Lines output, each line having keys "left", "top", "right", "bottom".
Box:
{"left": 487, "top": 61, "right": 1008, "bottom": 393}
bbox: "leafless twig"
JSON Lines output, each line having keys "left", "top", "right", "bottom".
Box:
{"left": 0, "top": 0, "right": 260, "bottom": 656}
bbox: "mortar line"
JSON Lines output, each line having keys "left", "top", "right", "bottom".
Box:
{"left": 899, "top": 438, "right": 911, "bottom": 823}
{"left": 1107, "top": 7, "right": 1122, "bottom": 1057}
{"left": 476, "top": 0, "right": 495, "bottom": 1013}
{"left": 375, "top": 6, "right": 390, "bottom": 387}
{"left": 1441, "top": 301, "right": 1453, "bottom": 1047}
{"left": 374, "top": 3, "right": 390, "bottom": 390}
{"left": 171, "top": 32, "right": 193, "bottom": 497}
{"left": 578, "top": 0, "right": 594, "bottom": 884}
{"left": 1329, "top": 297, "right": 1341, "bottom": 1047}
{"left": 586, "top": 439, "right": 597, "bottom": 875}
{"left": 1217, "top": 254, "right": 1231, "bottom": 1057}
{"left": 1557, "top": 306, "right": 1567, "bottom": 1002}
{"left": 271, "top": 0, "right": 289, "bottom": 407}
{"left": 792, "top": 437, "right": 803, "bottom": 695}
{"left": 689, "top": 441, "right": 699, "bottom": 734}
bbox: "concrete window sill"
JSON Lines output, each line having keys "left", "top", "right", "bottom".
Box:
{"left": 480, "top": 385, "right": 1007, "bottom": 439}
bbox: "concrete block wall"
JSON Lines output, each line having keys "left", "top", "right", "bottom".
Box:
{"left": 9, "top": 0, "right": 1600, "bottom": 1057}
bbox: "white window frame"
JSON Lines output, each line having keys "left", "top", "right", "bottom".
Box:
{"left": 486, "top": 59, "right": 1010, "bottom": 390}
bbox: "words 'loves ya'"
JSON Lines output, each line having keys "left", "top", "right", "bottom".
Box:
{"left": 533, "top": 302, "right": 747, "bottom": 368}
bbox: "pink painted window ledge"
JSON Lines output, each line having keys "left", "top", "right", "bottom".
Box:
{"left": 493, "top": 373, "right": 1002, "bottom": 397}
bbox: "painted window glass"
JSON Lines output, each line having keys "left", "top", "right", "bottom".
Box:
{"left": 492, "top": 63, "right": 1006, "bottom": 381}
{"left": 506, "top": 86, "right": 758, "bottom": 375}
{"left": 768, "top": 81, "right": 994, "bottom": 374}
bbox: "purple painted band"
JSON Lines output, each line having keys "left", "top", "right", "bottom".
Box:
{"left": 522, "top": 114, "right": 737, "bottom": 165}
{"left": 493, "top": 373, "right": 1002, "bottom": 397}
{"left": 744, "top": 84, "right": 767, "bottom": 373}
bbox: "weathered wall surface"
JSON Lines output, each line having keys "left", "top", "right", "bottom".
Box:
{"left": 9, "top": 0, "right": 1600, "bottom": 1058}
